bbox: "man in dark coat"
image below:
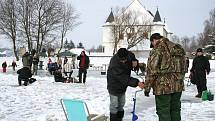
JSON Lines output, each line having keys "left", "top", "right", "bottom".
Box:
{"left": 12, "top": 60, "right": 17, "bottom": 71}
{"left": 77, "top": 51, "right": 90, "bottom": 83}
{"left": 107, "top": 48, "right": 144, "bottom": 121}
{"left": 17, "top": 67, "right": 35, "bottom": 86}
{"left": 190, "top": 48, "right": 210, "bottom": 98}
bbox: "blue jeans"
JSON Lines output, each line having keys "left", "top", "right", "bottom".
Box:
{"left": 109, "top": 93, "right": 125, "bottom": 114}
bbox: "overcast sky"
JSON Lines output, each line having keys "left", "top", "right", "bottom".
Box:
{"left": 1, "top": 0, "right": 215, "bottom": 49}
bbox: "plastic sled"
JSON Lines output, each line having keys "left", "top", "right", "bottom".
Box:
{"left": 61, "top": 99, "right": 108, "bottom": 121}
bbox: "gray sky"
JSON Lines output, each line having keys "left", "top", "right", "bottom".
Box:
{"left": 1, "top": 0, "right": 215, "bottom": 49}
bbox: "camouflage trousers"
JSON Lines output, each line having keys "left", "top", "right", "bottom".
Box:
{"left": 155, "top": 92, "right": 182, "bottom": 121}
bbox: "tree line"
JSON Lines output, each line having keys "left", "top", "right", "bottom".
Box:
{"left": 172, "top": 8, "right": 215, "bottom": 53}
{"left": 0, "top": 0, "right": 80, "bottom": 60}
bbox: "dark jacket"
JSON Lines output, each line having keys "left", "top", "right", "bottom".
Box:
{"left": 77, "top": 53, "right": 90, "bottom": 69}
{"left": 107, "top": 54, "right": 139, "bottom": 95}
{"left": 17, "top": 67, "right": 32, "bottom": 79}
{"left": 2, "top": 62, "right": 7, "bottom": 68}
{"left": 12, "top": 62, "right": 17, "bottom": 67}
{"left": 53, "top": 70, "right": 66, "bottom": 82}
{"left": 191, "top": 55, "right": 210, "bottom": 83}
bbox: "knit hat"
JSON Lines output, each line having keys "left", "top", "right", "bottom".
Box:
{"left": 117, "top": 48, "right": 128, "bottom": 59}
{"left": 196, "top": 48, "right": 203, "bottom": 53}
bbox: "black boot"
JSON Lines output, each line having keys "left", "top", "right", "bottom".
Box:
{"left": 110, "top": 113, "right": 118, "bottom": 121}
{"left": 18, "top": 79, "right": 22, "bottom": 86}
{"left": 23, "top": 81, "right": 28, "bottom": 86}
{"left": 23, "top": 79, "right": 29, "bottom": 86}
{"left": 117, "top": 111, "right": 124, "bottom": 121}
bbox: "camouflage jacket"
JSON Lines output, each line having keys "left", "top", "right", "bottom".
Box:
{"left": 144, "top": 38, "right": 185, "bottom": 95}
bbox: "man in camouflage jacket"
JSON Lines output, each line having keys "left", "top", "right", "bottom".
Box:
{"left": 144, "top": 33, "right": 185, "bottom": 121}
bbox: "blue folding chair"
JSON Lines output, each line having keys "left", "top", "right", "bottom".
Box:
{"left": 61, "top": 99, "right": 107, "bottom": 121}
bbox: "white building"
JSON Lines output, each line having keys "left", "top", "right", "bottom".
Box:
{"left": 102, "top": 0, "right": 172, "bottom": 57}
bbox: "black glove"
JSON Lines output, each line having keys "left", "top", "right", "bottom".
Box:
{"left": 144, "top": 91, "right": 150, "bottom": 97}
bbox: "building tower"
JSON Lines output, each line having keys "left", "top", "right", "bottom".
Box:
{"left": 102, "top": 0, "right": 172, "bottom": 56}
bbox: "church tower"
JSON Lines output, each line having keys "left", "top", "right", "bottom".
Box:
{"left": 151, "top": 8, "right": 165, "bottom": 36}
{"left": 102, "top": 0, "right": 172, "bottom": 56}
{"left": 102, "top": 9, "right": 115, "bottom": 55}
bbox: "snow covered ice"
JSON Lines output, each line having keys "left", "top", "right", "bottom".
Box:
{"left": 0, "top": 57, "right": 215, "bottom": 121}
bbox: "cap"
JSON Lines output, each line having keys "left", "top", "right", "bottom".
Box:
{"left": 196, "top": 48, "right": 203, "bottom": 53}
{"left": 150, "top": 33, "right": 162, "bottom": 42}
{"left": 117, "top": 48, "right": 128, "bottom": 59}
{"left": 150, "top": 33, "right": 162, "bottom": 48}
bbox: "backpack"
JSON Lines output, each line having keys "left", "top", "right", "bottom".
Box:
{"left": 164, "top": 39, "right": 186, "bottom": 80}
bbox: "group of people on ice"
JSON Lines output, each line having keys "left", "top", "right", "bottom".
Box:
{"left": 107, "top": 33, "right": 211, "bottom": 121}
{"left": 47, "top": 50, "right": 90, "bottom": 84}
{"left": 1, "top": 32, "right": 211, "bottom": 121}
{"left": 16, "top": 49, "right": 90, "bottom": 85}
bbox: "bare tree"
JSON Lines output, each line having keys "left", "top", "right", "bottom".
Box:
{"left": 171, "top": 35, "right": 180, "bottom": 44}
{"left": 30, "top": 0, "right": 64, "bottom": 54}
{"left": 189, "top": 36, "right": 199, "bottom": 52}
{"left": 111, "top": 7, "right": 151, "bottom": 54}
{"left": 0, "top": 0, "right": 80, "bottom": 59}
{"left": 0, "top": 0, "right": 19, "bottom": 60}
{"left": 16, "top": 0, "right": 36, "bottom": 53}
{"left": 181, "top": 36, "right": 190, "bottom": 51}
{"left": 57, "top": 3, "right": 80, "bottom": 54}
{"left": 193, "top": 8, "right": 215, "bottom": 49}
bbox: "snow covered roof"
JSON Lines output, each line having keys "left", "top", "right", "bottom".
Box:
{"left": 122, "top": 0, "right": 154, "bottom": 24}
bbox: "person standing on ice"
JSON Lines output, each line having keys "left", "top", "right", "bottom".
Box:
{"left": 22, "top": 52, "right": 31, "bottom": 69}
{"left": 77, "top": 51, "right": 90, "bottom": 83}
{"left": 2, "top": 61, "right": 7, "bottom": 72}
{"left": 190, "top": 48, "right": 210, "bottom": 98}
{"left": 144, "top": 33, "right": 185, "bottom": 121}
{"left": 32, "top": 53, "right": 39, "bottom": 75}
{"left": 57, "top": 55, "right": 62, "bottom": 69}
{"left": 63, "top": 56, "right": 68, "bottom": 65}
{"left": 107, "top": 48, "right": 144, "bottom": 121}
{"left": 12, "top": 60, "right": 17, "bottom": 71}
{"left": 185, "top": 57, "right": 190, "bottom": 73}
